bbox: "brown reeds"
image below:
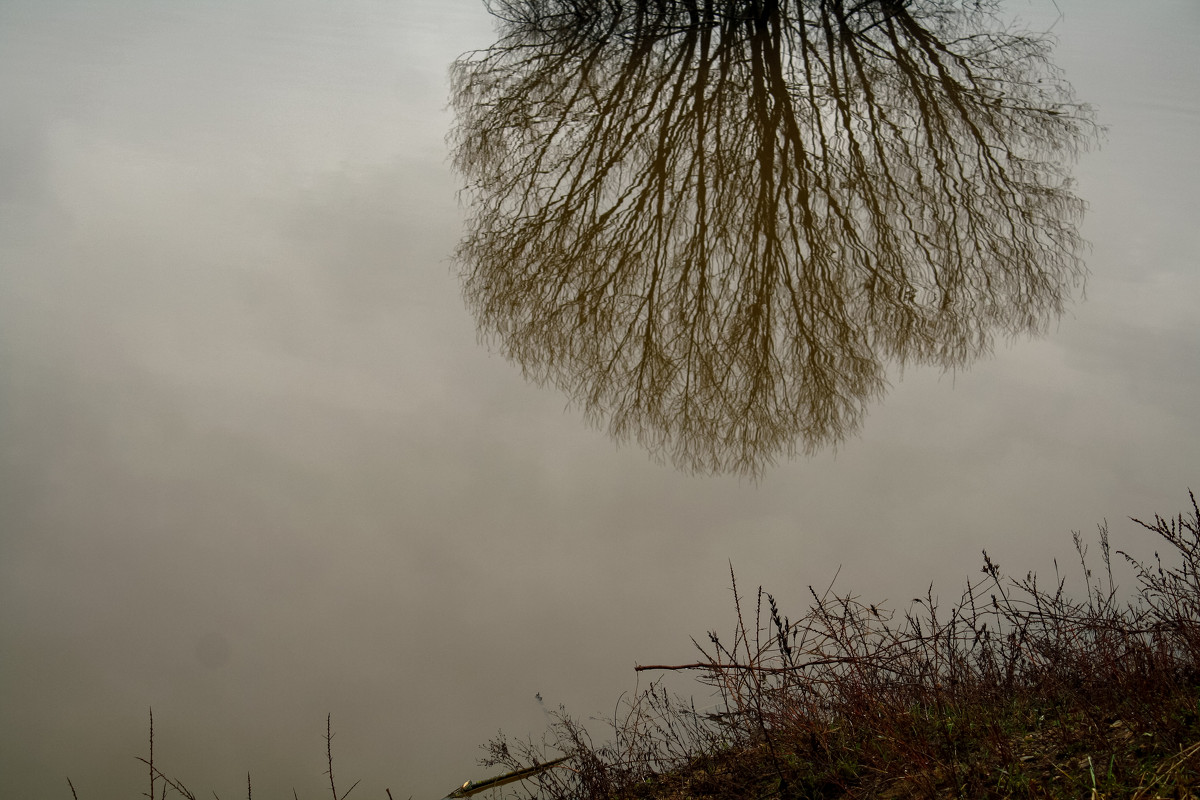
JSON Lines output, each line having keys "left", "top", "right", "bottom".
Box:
{"left": 69, "top": 493, "right": 1200, "bottom": 798}
{"left": 68, "top": 712, "right": 364, "bottom": 800}
{"left": 486, "top": 492, "right": 1200, "bottom": 799}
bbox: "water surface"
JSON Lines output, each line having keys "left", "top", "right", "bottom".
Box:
{"left": 0, "top": 1, "right": 1196, "bottom": 797}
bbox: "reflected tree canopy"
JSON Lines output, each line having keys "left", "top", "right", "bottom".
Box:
{"left": 450, "top": 0, "right": 1098, "bottom": 475}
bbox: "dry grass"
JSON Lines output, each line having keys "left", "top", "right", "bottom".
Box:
{"left": 483, "top": 492, "right": 1200, "bottom": 799}
{"left": 69, "top": 712, "right": 368, "bottom": 800}
{"left": 70, "top": 493, "right": 1200, "bottom": 798}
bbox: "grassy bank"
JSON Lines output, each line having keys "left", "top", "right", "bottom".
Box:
{"left": 485, "top": 493, "right": 1200, "bottom": 799}
{"left": 76, "top": 493, "right": 1200, "bottom": 798}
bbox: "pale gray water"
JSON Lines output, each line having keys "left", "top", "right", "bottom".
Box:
{"left": 0, "top": 0, "right": 1197, "bottom": 797}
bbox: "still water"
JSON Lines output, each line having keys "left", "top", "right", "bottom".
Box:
{"left": 452, "top": 0, "right": 1098, "bottom": 476}
{"left": 0, "top": 0, "right": 1196, "bottom": 797}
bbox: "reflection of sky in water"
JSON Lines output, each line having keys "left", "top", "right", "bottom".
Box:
{"left": 451, "top": 1, "right": 1097, "bottom": 475}
{"left": 0, "top": 1, "right": 1196, "bottom": 798}
{"left": 195, "top": 632, "right": 232, "bottom": 670}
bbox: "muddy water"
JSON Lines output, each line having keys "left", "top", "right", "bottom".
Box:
{"left": 0, "top": 1, "right": 1196, "bottom": 798}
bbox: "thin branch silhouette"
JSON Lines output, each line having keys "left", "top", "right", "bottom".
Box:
{"left": 452, "top": 0, "right": 1099, "bottom": 475}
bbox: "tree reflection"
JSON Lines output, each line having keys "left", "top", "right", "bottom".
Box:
{"left": 450, "top": 0, "right": 1098, "bottom": 475}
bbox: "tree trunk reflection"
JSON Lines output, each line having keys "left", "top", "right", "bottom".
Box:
{"left": 451, "top": 0, "right": 1099, "bottom": 475}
